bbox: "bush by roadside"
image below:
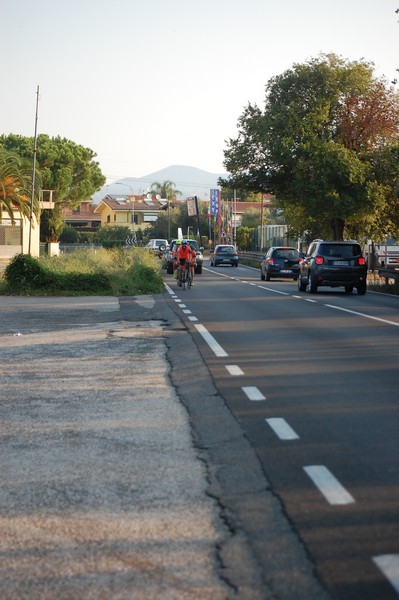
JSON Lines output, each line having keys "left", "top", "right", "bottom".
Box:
{"left": 1, "top": 248, "right": 164, "bottom": 296}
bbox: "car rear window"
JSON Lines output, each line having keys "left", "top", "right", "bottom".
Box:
{"left": 216, "top": 246, "right": 236, "bottom": 253}
{"left": 320, "top": 244, "right": 361, "bottom": 257}
{"left": 272, "top": 249, "right": 299, "bottom": 259}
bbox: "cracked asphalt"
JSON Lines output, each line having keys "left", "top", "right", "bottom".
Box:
{"left": 0, "top": 293, "right": 329, "bottom": 600}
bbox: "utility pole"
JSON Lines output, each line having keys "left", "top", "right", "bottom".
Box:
{"left": 28, "top": 85, "right": 39, "bottom": 256}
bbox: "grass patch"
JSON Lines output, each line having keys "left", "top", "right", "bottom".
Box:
{"left": 2, "top": 248, "right": 165, "bottom": 296}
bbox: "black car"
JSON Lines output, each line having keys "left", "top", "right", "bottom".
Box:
{"left": 210, "top": 244, "right": 239, "bottom": 267}
{"left": 260, "top": 246, "right": 300, "bottom": 281}
{"left": 298, "top": 239, "right": 367, "bottom": 294}
{"left": 165, "top": 239, "right": 204, "bottom": 274}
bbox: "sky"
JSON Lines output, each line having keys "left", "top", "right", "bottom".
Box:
{"left": 1, "top": 0, "right": 398, "bottom": 188}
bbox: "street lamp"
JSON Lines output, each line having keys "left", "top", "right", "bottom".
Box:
{"left": 115, "top": 182, "right": 135, "bottom": 233}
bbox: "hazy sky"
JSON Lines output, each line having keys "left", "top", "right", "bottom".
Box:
{"left": 1, "top": 1, "right": 397, "bottom": 184}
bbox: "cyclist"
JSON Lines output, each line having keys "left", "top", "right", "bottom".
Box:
{"left": 189, "top": 243, "right": 197, "bottom": 285}
{"left": 172, "top": 240, "right": 181, "bottom": 279}
{"left": 177, "top": 240, "right": 192, "bottom": 286}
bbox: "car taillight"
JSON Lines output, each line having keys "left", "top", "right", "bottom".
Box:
{"left": 315, "top": 256, "right": 324, "bottom": 265}
{"left": 358, "top": 257, "right": 366, "bottom": 265}
{"left": 269, "top": 258, "right": 274, "bottom": 265}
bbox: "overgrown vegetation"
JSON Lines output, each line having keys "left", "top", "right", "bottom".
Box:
{"left": 1, "top": 248, "right": 164, "bottom": 296}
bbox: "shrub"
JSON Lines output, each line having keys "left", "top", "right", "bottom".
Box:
{"left": 3, "top": 248, "right": 165, "bottom": 296}
{"left": 4, "top": 254, "right": 53, "bottom": 291}
{"left": 59, "top": 226, "right": 79, "bottom": 243}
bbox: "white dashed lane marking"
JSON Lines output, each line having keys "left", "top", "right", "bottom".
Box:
{"left": 266, "top": 418, "right": 299, "bottom": 440}
{"left": 373, "top": 555, "right": 399, "bottom": 595}
{"left": 225, "top": 365, "right": 244, "bottom": 376}
{"left": 194, "top": 324, "right": 228, "bottom": 357}
{"left": 303, "top": 465, "right": 355, "bottom": 505}
{"left": 242, "top": 386, "right": 266, "bottom": 401}
{"left": 257, "top": 285, "right": 289, "bottom": 295}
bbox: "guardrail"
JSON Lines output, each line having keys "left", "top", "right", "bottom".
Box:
{"left": 237, "top": 251, "right": 263, "bottom": 264}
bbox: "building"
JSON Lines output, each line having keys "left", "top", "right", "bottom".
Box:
{"left": 62, "top": 200, "right": 101, "bottom": 229}
{"left": 0, "top": 192, "right": 55, "bottom": 262}
{"left": 93, "top": 194, "right": 168, "bottom": 231}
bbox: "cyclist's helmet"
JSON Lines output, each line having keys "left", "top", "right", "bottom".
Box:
{"left": 181, "top": 240, "right": 187, "bottom": 246}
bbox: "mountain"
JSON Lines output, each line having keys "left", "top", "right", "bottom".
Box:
{"left": 92, "top": 165, "right": 227, "bottom": 203}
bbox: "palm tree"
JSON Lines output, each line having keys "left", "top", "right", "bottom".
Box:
{"left": 0, "top": 150, "right": 41, "bottom": 223}
{"left": 150, "top": 180, "right": 182, "bottom": 200}
{"left": 151, "top": 180, "right": 182, "bottom": 240}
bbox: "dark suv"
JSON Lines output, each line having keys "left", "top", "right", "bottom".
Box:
{"left": 298, "top": 240, "right": 367, "bottom": 294}
{"left": 165, "top": 239, "right": 204, "bottom": 274}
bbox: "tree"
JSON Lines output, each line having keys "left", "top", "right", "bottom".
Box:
{"left": 150, "top": 180, "right": 182, "bottom": 200}
{"left": 0, "top": 134, "right": 106, "bottom": 241}
{"left": 221, "top": 54, "right": 399, "bottom": 241}
{"left": 0, "top": 149, "right": 41, "bottom": 223}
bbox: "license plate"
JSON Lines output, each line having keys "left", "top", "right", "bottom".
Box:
{"left": 280, "top": 269, "right": 292, "bottom": 273}
{"left": 333, "top": 260, "right": 349, "bottom": 265}
{"left": 222, "top": 258, "right": 230, "bottom": 262}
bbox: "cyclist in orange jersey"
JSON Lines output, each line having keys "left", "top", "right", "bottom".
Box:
{"left": 177, "top": 240, "right": 192, "bottom": 286}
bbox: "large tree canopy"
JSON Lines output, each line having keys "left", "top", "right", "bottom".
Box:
{"left": 221, "top": 54, "right": 399, "bottom": 241}
{"left": 0, "top": 134, "right": 106, "bottom": 241}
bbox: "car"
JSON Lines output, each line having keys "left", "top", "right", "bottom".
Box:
{"left": 165, "top": 239, "right": 204, "bottom": 274}
{"left": 210, "top": 244, "right": 239, "bottom": 267}
{"left": 146, "top": 239, "right": 169, "bottom": 256}
{"left": 260, "top": 246, "right": 300, "bottom": 281}
{"left": 298, "top": 239, "right": 367, "bottom": 294}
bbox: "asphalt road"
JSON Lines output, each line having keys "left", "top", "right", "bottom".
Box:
{"left": 0, "top": 292, "right": 329, "bottom": 599}
{"left": 164, "top": 261, "right": 399, "bottom": 600}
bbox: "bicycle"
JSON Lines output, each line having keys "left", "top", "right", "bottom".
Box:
{"left": 181, "top": 261, "right": 192, "bottom": 290}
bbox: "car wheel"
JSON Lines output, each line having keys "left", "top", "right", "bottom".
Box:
{"left": 357, "top": 281, "right": 367, "bottom": 295}
{"left": 306, "top": 272, "right": 317, "bottom": 293}
{"left": 345, "top": 285, "right": 353, "bottom": 294}
{"left": 166, "top": 263, "right": 174, "bottom": 275}
{"left": 260, "top": 270, "right": 265, "bottom": 281}
{"left": 298, "top": 274, "right": 306, "bottom": 292}
{"left": 293, "top": 276, "right": 298, "bottom": 281}
{"left": 266, "top": 272, "right": 271, "bottom": 281}
{"left": 196, "top": 265, "right": 202, "bottom": 274}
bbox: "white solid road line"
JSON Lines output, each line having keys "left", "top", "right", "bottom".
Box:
{"left": 225, "top": 365, "right": 245, "bottom": 376}
{"left": 242, "top": 386, "right": 266, "bottom": 401}
{"left": 373, "top": 555, "right": 399, "bottom": 595}
{"left": 325, "top": 303, "right": 399, "bottom": 327}
{"left": 303, "top": 465, "right": 355, "bottom": 505}
{"left": 194, "top": 324, "right": 228, "bottom": 357}
{"left": 266, "top": 418, "right": 299, "bottom": 440}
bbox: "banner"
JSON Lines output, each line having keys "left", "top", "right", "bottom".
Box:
{"left": 186, "top": 197, "right": 197, "bottom": 216}
{"left": 210, "top": 188, "right": 220, "bottom": 216}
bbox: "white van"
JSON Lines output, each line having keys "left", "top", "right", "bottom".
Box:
{"left": 146, "top": 239, "right": 169, "bottom": 255}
